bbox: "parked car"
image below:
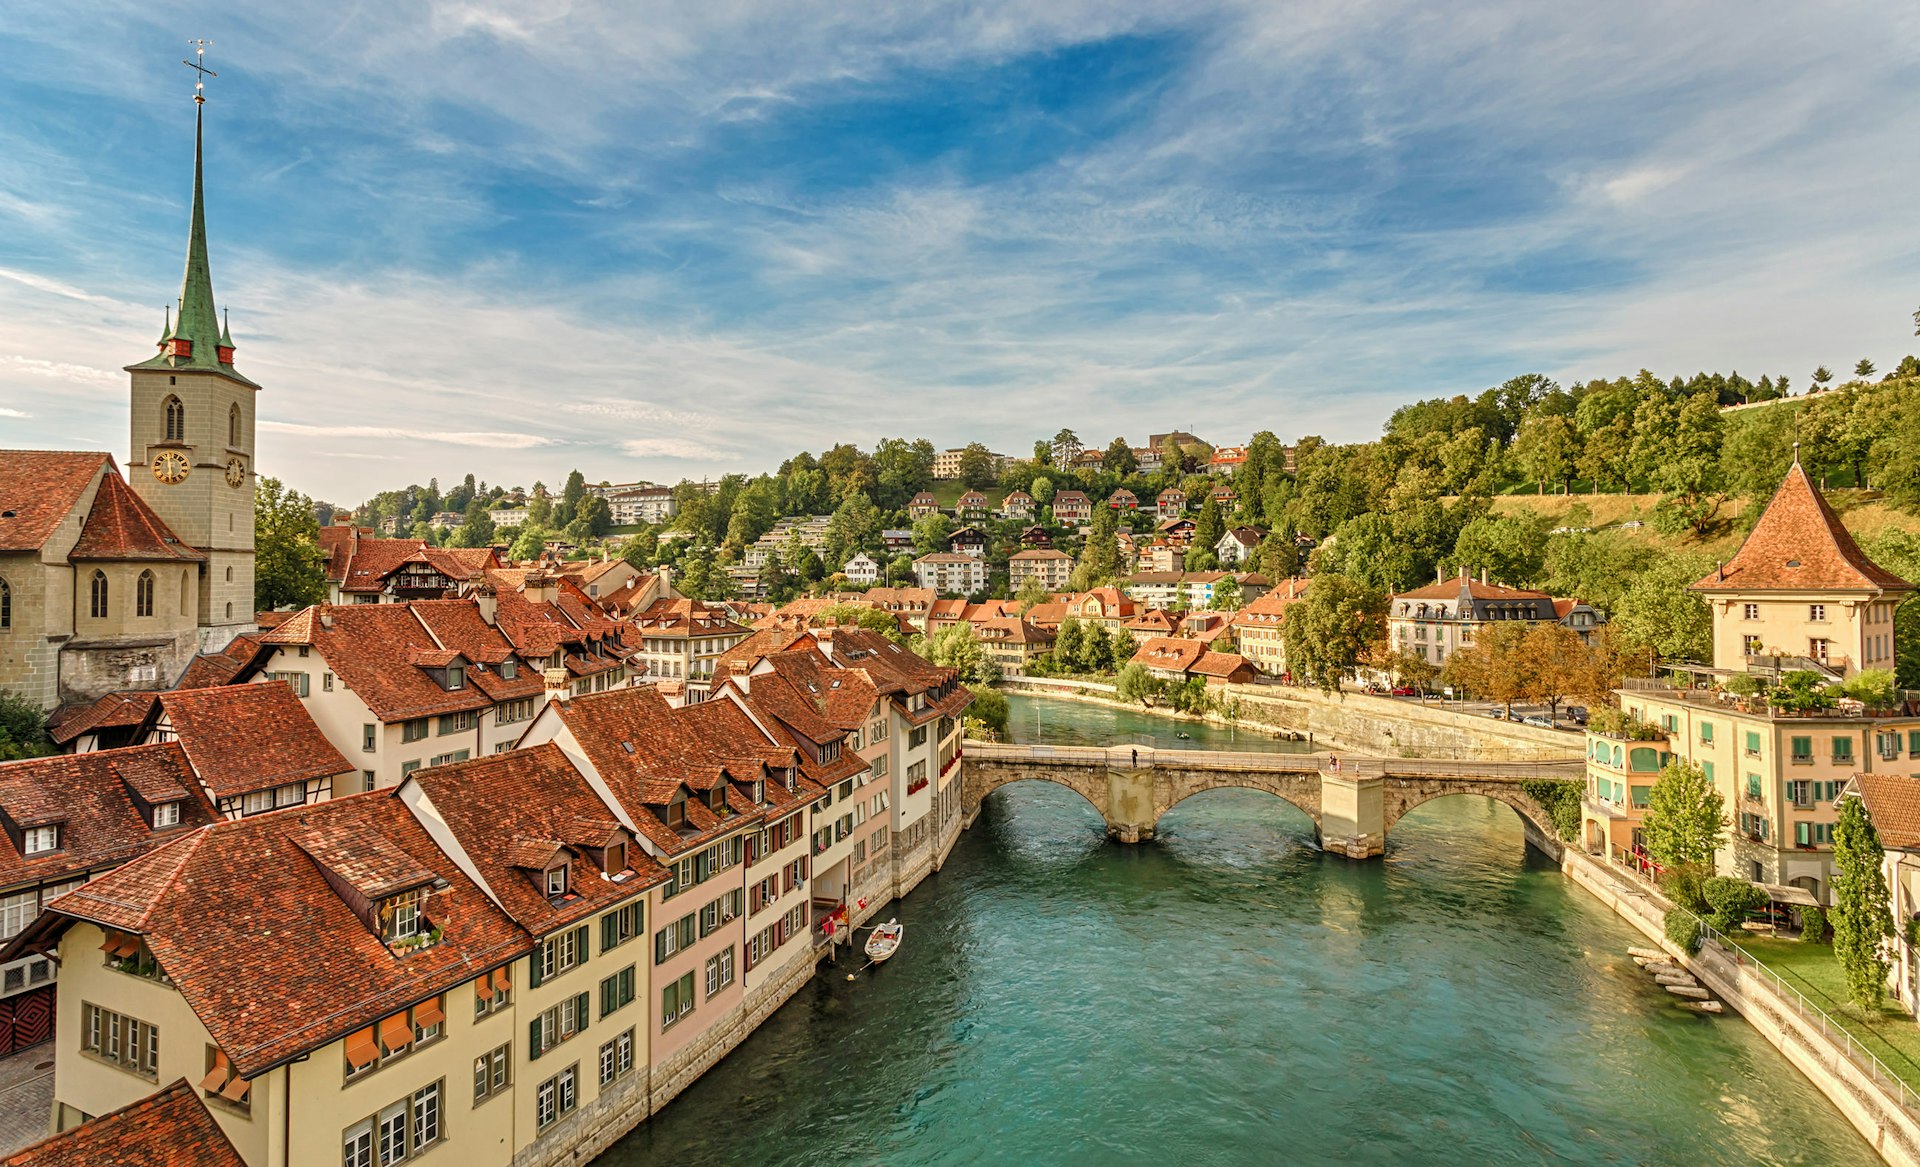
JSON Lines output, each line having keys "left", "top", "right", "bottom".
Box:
{"left": 1507, "top": 712, "right": 1526, "bottom": 723}
{"left": 1486, "top": 708, "right": 1507, "bottom": 719}
{"left": 1567, "top": 706, "right": 1589, "bottom": 725}
{"left": 1522, "top": 714, "right": 1555, "bottom": 728}
{"left": 1390, "top": 686, "right": 1417, "bottom": 697}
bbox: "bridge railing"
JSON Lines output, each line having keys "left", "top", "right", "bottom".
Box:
{"left": 962, "top": 741, "right": 1584, "bottom": 781}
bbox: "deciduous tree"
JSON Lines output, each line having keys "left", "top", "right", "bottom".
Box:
{"left": 1832, "top": 794, "right": 1892, "bottom": 1011}
{"left": 254, "top": 476, "right": 328, "bottom": 611}
{"left": 1641, "top": 759, "right": 1726, "bottom": 871}
{"left": 1281, "top": 574, "right": 1385, "bottom": 693}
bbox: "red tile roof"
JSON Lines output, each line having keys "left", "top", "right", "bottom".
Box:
{"left": 1693, "top": 462, "right": 1912, "bottom": 594}
{"left": 67, "top": 470, "right": 203, "bottom": 563}
{"left": 26, "top": 791, "right": 527, "bottom": 1078}
{"left": 173, "top": 632, "right": 269, "bottom": 690}
{"left": 0, "top": 744, "right": 217, "bottom": 893}
{"left": 1230, "top": 577, "right": 1310, "bottom": 627}
{"left": 0, "top": 451, "right": 107, "bottom": 553}
{"left": 1393, "top": 576, "right": 1551, "bottom": 602}
{"left": 263, "top": 605, "right": 491, "bottom": 721}
{"left": 405, "top": 744, "right": 666, "bottom": 934}
{"left": 46, "top": 690, "right": 159, "bottom": 747}
{"left": 1, "top": 1078, "right": 247, "bottom": 1167}
{"left": 157, "top": 684, "right": 353, "bottom": 801}
{"left": 1131, "top": 637, "right": 1208, "bottom": 672}
{"left": 1853, "top": 773, "right": 1920, "bottom": 850}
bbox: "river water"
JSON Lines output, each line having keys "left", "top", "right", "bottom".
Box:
{"left": 600, "top": 694, "right": 1877, "bottom": 1166}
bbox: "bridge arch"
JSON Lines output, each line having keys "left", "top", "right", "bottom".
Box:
{"left": 970, "top": 772, "right": 1109, "bottom": 824}
{"left": 1379, "top": 782, "right": 1563, "bottom": 860}
{"left": 1155, "top": 774, "right": 1322, "bottom": 836}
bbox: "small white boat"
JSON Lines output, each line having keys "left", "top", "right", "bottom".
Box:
{"left": 865, "top": 920, "right": 903, "bottom": 963}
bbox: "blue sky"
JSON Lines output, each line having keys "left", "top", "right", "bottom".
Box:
{"left": 2, "top": 1, "right": 1917, "bottom": 502}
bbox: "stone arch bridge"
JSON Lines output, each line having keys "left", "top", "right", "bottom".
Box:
{"left": 962, "top": 742, "right": 1584, "bottom": 859}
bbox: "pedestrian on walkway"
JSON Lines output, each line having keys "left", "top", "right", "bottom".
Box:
{"left": 1131, "top": 747, "right": 1138, "bottom": 768}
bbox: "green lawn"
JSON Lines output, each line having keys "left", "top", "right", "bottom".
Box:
{"left": 1730, "top": 936, "right": 1920, "bottom": 1089}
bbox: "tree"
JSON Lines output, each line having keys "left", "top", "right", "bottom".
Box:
{"left": 1612, "top": 551, "right": 1714, "bottom": 662}
{"left": 1209, "top": 575, "right": 1244, "bottom": 611}
{"left": 1013, "top": 572, "right": 1051, "bottom": 613}
{"left": 1831, "top": 794, "right": 1892, "bottom": 1011}
{"left": 1512, "top": 412, "right": 1578, "bottom": 494}
{"left": 450, "top": 498, "right": 496, "bottom": 548}
{"left": 1055, "top": 618, "right": 1084, "bottom": 668}
{"left": 1441, "top": 623, "right": 1532, "bottom": 714}
{"left": 0, "top": 691, "right": 52, "bottom": 761}
{"left": 1255, "top": 531, "right": 1303, "bottom": 582}
{"left": 923, "top": 622, "right": 1000, "bottom": 684}
{"left": 965, "top": 684, "right": 1009, "bottom": 739}
{"left": 1812, "top": 365, "right": 1834, "bottom": 391}
{"left": 556, "top": 469, "right": 587, "bottom": 528}
{"left": 815, "top": 603, "right": 909, "bottom": 645}
{"left": 1116, "top": 663, "right": 1166, "bottom": 708}
{"left": 1030, "top": 475, "right": 1055, "bottom": 506}
{"left": 254, "top": 476, "right": 328, "bottom": 611}
{"left": 1856, "top": 359, "right": 1877, "bottom": 379}
{"left": 1281, "top": 574, "right": 1386, "bottom": 693}
{"left": 957, "top": 443, "right": 998, "bottom": 490}
{"left": 1103, "top": 437, "right": 1137, "bottom": 477}
{"left": 1192, "top": 493, "right": 1226, "bottom": 559}
{"left": 1382, "top": 649, "right": 1439, "bottom": 695}
{"left": 912, "top": 513, "right": 956, "bottom": 555}
{"left": 1071, "top": 506, "right": 1121, "bottom": 590}
{"left": 1641, "top": 760, "right": 1726, "bottom": 871}
{"left": 1052, "top": 429, "right": 1081, "bottom": 463}
{"left": 508, "top": 524, "right": 555, "bottom": 562}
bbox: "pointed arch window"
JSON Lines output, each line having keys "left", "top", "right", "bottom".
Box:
{"left": 228, "top": 403, "right": 241, "bottom": 448}
{"left": 180, "top": 572, "right": 192, "bottom": 616}
{"left": 163, "top": 396, "right": 186, "bottom": 443}
{"left": 0, "top": 577, "right": 10, "bottom": 629}
{"left": 135, "top": 570, "right": 155, "bottom": 618}
{"left": 89, "top": 571, "right": 109, "bottom": 619}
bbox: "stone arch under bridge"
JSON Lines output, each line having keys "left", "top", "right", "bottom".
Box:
{"left": 962, "top": 745, "right": 1575, "bottom": 858}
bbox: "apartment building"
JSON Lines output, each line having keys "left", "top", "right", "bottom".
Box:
{"left": 626, "top": 598, "right": 751, "bottom": 700}
{"left": 1008, "top": 549, "right": 1073, "bottom": 592}
{"left": 1051, "top": 491, "right": 1092, "bottom": 524}
{"left": 912, "top": 553, "right": 987, "bottom": 596}
{"left": 1582, "top": 461, "right": 1917, "bottom": 899}
{"left": 1387, "top": 570, "right": 1603, "bottom": 665}
{"left": 1229, "top": 578, "right": 1310, "bottom": 676}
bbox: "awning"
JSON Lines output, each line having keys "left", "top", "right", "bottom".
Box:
{"left": 377, "top": 1014, "right": 412, "bottom": 1053}
{"left": 1760, "top": 882, "right": 1821, "bottom": 907}
{"left": 345, "top": 1028, "right": 380, "bottom": 1071}
{"left": 220, "top": 1072, "right": 252, "bottom": 1102}
{"left": 412, "top": 997, "right": 445, "bottom": 1028}
{"left": 491, "top": 967, "right": 511, "bottom": 993}
{"left": 198, "top": 1050, "right": 232, "bottom": 1094}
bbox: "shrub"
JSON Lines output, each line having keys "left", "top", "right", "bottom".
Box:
{"left": 1801, "top": 905, "right": 1828, "bottom": 943}
{"left": 1520, "top": 778, "right": 1582, "bottom": 843}
{"left": 1662, "top": 865, "right": 1710, "bottom": 914}
{"left": 1665, "top": 909, "right": 1702, "bottom": 954}
{"left": 1701, "top": 877, "right": 1766, "bottom": 933}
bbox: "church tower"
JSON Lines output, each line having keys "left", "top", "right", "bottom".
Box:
{"left": 125, "top": 52, "right": 257, "bottom": 648}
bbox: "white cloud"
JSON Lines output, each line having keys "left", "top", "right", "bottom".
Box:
{"left": 0, "top": 407, "right": 29, "bottom": 419}
{"left": 260, "top": 421, "right": 563, "bottom": 449}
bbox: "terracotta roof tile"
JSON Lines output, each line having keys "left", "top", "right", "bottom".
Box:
{"left": 0, "top": 451, "right": 108, "bottom": 553}
{"left": 0, "top": 745, "right": 217, "bottom": 893}
{"left": 1130, "top": 637, "right": 1208, "bottom": 672}
{"left": 46, "top": 690, "right": 159, "bottom": 746}
{"left": 1853, "top": 773, "right": 1920, "bottom": 850}
{"left": 29, "top": 792, "right": 527, "bottom": 1078}
{"left": 67, "top": 470, "right": 203, "bottom": 562}
{"left": 1694, "top": 462, "right": 1912, "bottom": 594}
{"left": 267, "top": 606, "right": 490, "bottom": 722}
{"left": 1, "top": 1078, "right": 247, "bottom": 1167}
{"left": 158, "top": 684, "right": 353, "bottom": 801}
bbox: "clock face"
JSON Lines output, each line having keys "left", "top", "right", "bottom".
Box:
{"left": 151, "top": 450, "right": 190, "bottom": 485}
{"left": 225, "top": 456, "right": 247, "bottom": 489}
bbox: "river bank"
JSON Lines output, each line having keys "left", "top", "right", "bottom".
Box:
{"left": 600, "top": 781, "right": 1878, "bottom": 1166}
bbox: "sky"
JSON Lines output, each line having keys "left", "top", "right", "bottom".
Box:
{"left": 2, "top": 1, "right": 1917, "bottom": 503}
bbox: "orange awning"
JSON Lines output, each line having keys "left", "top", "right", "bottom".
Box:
{"left": 220, "top": 1073, "right": 251, "bottom": 1102}
{"left": 378, "top": 1013, "right": 412, "bottom": 1054}
{"left": 344, "top": 1028, "right": 379, "bottom": 1070}
{"left": 491, "top": 967, "right": 511, "bottom": 993}
{"left": 198, "top": 1060, "right": 230, "bottom": 1094}
{"left": 473, "top": 977, "right": 493, "bottom": 1005}
{"left": 413, "top": 998, "right": 445, "bottom": 1028}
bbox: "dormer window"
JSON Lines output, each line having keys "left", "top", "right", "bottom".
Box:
{"left": 545, "top": 865, "right": 569, "bottom": 897}
{"left": 707, "top": 788, "right": 725, "bottom": 812}
{"left": 386, "top": 889, "right": 424, "bottom": 942}
{"left": 821, "top": 739, "right": 841, "bottom": 763}
{"left": 152, "top": 802, "right": 181, "bottom": 829}
{"left": 752, "top": 780, "right": 765, "bottom": 803}
{"left": 446, "top": 665, "right": 466, "bottom": 691}
{"left": 501, "top": 658, "right": 517, "bottom": 680}
{"left": 667, "top": 793, "right": 688, "bottom": 829}
{"left": 606, "top": 842, "right": 627, "bottom": 874}
{"left": 23, "top": 826, "right": 59, "bottom": 855}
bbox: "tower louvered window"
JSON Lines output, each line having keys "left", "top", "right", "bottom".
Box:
{"left": 228, "top": 403, "right": 241, "bottom": 446}
{"left": 163, "top": 396, "right": 186, "bottom": 442}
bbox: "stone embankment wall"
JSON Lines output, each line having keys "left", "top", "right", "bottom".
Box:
{"left": 1564, "top": 850, "right": 1920, "bottom": 1167}
{"left": 997, "top": 677, "right": 1579, "bottom": 761}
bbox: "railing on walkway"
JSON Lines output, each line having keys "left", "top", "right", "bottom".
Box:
{"left": 962, "top": 741, "right": 1584, "bottom": 781}
{"left": 1599, "top": 848, "right": 1920, "bottom": 1117}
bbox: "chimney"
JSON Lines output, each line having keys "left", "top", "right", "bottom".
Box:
{"left": 524, "top": 571, "right": 558, "bottom": 605}
{"left": 472, "top": 578, "right": 498, "bottom": 625}
{"left": 544, "top": 667, "right": 571, "bottom": 703}
{"left": 1480, "top": 567, "right": 1487, "bottom": 585}
{"left": 1436, "top": 565, "right": 1444, "bottom": 585}
{"left": 319, "top": 609, "right": 335, "bottom": 630}
{"left": 657, "top": 565, "right": 676, "bottom": 600}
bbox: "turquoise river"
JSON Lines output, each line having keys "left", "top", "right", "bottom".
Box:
{"left": 600, "top": 694, "right": 1877, "bottom": 1165}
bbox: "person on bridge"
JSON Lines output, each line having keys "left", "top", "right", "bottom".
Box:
{"left": 1330, "top": 755, "right": 1340, "bottom": 773}
{"left": 1131, "top": 748, "right": 1138, "bottom": 768}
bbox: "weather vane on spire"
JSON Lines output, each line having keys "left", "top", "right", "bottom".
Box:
{"left": 183, "top": 39, "right": 216, "bottom": 104}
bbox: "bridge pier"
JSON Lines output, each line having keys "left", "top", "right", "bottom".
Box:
{"left": 1319, "top": 770, "right": 1384, "bottom": 859}
{"left": 1104, "top": 767, "right": 1158, "bottom": 844}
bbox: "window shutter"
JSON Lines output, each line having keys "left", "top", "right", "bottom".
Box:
{"left": 575, "top": 992, "right": 590, "bottom": 1029}
{"left": 529, "top": 1019, "right": 544, "bottom": 1060}
{"left": 602, "top": 914, "right": 616, "bottom": 952}
{"left": 655, "top": 929, "right": 668, "bottom": 965}
{"left": 574, "top": 924, "right": 590, "bottom": 960}
{"left": 528, "top": 950, "right": 544, "bottom": 989}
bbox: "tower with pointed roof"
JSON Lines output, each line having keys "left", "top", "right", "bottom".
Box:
{"left": 125, "top": 70, "right": 257, "bottom": 646}
{"left": 1690, "top": 451, "right": 1911, "bottom": 678}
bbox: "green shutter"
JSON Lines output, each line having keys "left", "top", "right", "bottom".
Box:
{"left": 529, "top": 1018, "right": 543, "bottom": 1060}
{"left": 574, "top": 924, "right": 590, "bottom": 960}
{"left": 602, "top": 914, "right": 616, "bottom": 952}
{"left": 528, "top": 949, "right": 544, "bottom": 989}
{"left": 575, "top": 992, "right": 590, "bottom": 1031}
{"left": 600, "top": 977, "right": 613, "bottom": 1018}
{"left": 1796, "top": 821, "right": 1809, "bottom": 846}
{"left": 1745, "top": 731, "right": 1761, "bottom": 753}
{"left": 655, "top": 929, "right": 668, "bottom": 965}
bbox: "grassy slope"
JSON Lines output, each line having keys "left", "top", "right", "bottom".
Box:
{"left": 1731, "top": 936, "right": 1920, "bottom": 1090}
{"left": 1492, "top": 490, "right": 1920, "bottom": 559}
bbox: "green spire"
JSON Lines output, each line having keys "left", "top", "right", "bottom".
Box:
{"left": 128, "top": 93, "right": 257, "bottom": 387}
